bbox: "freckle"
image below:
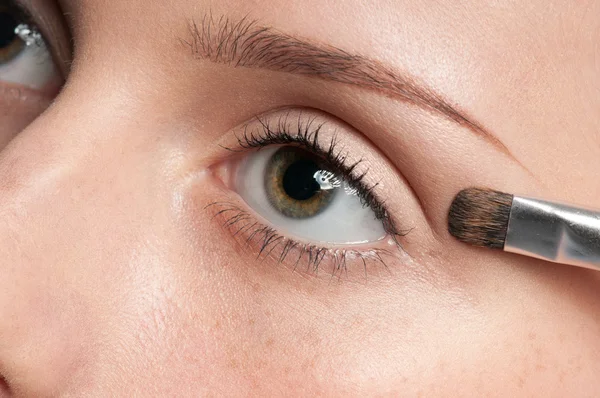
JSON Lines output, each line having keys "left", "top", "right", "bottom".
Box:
{"left": 527, "top": 332, "right": 536, "bottom": 341}
{"left": 559, "top": 370, "right": 567, "bottom": 382}
{"left": 248, "top": 318, "right": 255, "bottom": 326}
{"left": 265, "top": 338, "right": 274, "bottom": 347}
{"left": 252, "top": 283, "right": 261, "bottom": 293}
{"left": 228, "top": 359, "right": 239, "bottom": 369}
{"left": 214, "top": 320, "right": 221, "bottom": 330}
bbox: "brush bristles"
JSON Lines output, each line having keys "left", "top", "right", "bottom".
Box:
{"left": 448, "top": 188, "right": 514, "bottom": 249}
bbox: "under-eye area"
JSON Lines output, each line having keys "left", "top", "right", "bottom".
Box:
{"left": 206, "top": 111, "right": 410, "bottom": 278}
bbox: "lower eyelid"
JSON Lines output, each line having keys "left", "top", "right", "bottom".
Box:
{"left": 204, "top": 188, "right": 404, "bottom": 280}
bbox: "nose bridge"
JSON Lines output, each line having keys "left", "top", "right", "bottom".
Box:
{"left": 0, "top": 96, "right": 102, "bottom": 228}
{"left": 0, "top": 87, "right": 167, "bottom": 387}
{"left": 0, "top": 89, "right": 118, "bottom": 266}
{"left": 0, "top": 98, "right": 98, "bottom": 390}
{"left": 0, "top": 89, "right": 145, "bottom": 249}
{"left": 0, "top": 78, "right": 160, "bottom": 284}
{"left": 0, "top": 53, "right": 193, "bottom": 266}
{"left": 0, "top": 112, "right": 75, "bottom": 251}
{"left": 0, "top": 73, "right": 150, "bottom": 200}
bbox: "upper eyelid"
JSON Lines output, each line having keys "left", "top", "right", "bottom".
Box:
{"left": 232, "top": 113, "right": 365, "bottom": 183}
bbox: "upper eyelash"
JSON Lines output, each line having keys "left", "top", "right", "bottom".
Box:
{"left": 4, "top": 0, "right": 47, "bottom": 50}
{"left": 5, "top": 0, "right": 36, "bottom": 28}
{"left": 227, "top": 113, "right": 403, "bottom": 241}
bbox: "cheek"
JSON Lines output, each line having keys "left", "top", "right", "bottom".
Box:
{"left": 170, "top": 182, "right": 473, "bottom": 394}
{"left": 167, "top": 223, "right": 600, "bottom": 396}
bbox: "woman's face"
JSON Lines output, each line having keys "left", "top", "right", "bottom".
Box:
{"left": 1, "top": 0, "right": 599, "bottom": 395}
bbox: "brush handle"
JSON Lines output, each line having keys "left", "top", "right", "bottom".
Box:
{"left": 504, "top": 196, "right": 600, "bottom": 271}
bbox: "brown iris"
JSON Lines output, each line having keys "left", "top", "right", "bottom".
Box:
{"left": 0, "top": 7, "right": 25, "bottom": 64}
{"left": 265, "top": 146, "right": 337, "bottom": 219}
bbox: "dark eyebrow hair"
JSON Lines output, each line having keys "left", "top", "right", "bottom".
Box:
{"left": 183, "top": 14, "right": 512, "bottom": 156}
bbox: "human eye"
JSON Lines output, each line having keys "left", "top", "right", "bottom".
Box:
{"left": 0, "top": 0, "right": 64, "bottom": 145}
{"left": 209, "top": 110, "right": 407, "bottom": 277}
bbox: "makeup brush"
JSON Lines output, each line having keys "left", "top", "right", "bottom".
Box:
{"left": 448, "top": 188, "right": 600, "bottom": 271}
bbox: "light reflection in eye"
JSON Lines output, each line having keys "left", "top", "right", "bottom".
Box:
{"left": 313, "top": 170, "right": 341, "bottom": 190}
{"left": 234, "top": 145, "right": 386, "bottom": 245}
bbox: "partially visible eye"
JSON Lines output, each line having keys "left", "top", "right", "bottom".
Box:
{"left": 0, "top": 1, "right": 65, "bottom": 148}
{"left": 232, "top": 142, "right": 387, "bottom": 245}
{"left": 0, "top": 11, "right": 24, "bottom": 60}
{"left": 0, "top": 7, "right": 59, "bottom": 92}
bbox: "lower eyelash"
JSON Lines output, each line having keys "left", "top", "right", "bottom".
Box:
{"left": 206, "top": 201, "right": 397, "bottom": 278}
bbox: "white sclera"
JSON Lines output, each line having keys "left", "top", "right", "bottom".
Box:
{"left": 0, "top": 31, "right": 57, "bottom": 90}
{"left": 235, "top": 146, "right": 386, "bottom": 245}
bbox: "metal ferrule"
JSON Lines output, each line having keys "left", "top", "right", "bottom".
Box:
{"left": 504, "top": 196, "right": 600, "bottom": 271}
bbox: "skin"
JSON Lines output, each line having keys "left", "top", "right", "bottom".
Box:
{"left": 1, "top": 0, "right": 599, "bottom": 396}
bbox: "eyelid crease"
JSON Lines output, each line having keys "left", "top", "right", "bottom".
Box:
{"left": 182, "top": 12, "right": 518, "bottom": 162}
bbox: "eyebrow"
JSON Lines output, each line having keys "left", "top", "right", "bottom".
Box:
{"left": 183, "top": 14, "right": 512, "bottom": 156}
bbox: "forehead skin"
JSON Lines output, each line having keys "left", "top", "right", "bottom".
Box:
{"left": 0, "top": 0, "right": 599, "bottom": 396}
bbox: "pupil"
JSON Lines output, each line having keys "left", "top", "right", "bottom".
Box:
{"left": 0, "top": 12, "right": 18, "bottom": 49}
{"left": 282, "top": 159, "right": 322, "bottom": 201}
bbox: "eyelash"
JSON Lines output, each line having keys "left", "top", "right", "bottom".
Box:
{"left": 3, "top": 1, "right": 48, "bottom": 58}
{"left": 209, "top": 114, "right": 407, "bottom": 277}
{"left": 207, "top": 201, "right": 396, "bottom": 278}
{"left": 235, "top": 115, "right": 396, "bottom": 226}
